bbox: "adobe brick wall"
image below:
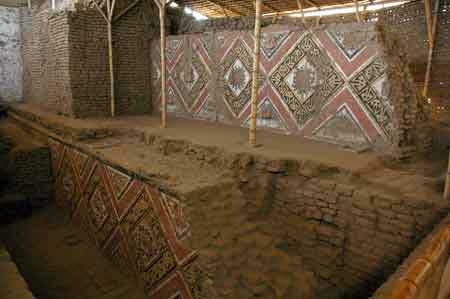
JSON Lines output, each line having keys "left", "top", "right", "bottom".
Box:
{"left": 0, "top": 123, "right": 53, "bottom": 202}
{"left": 112, "top": 0, "right": 153, "bottom": 115}
{"left": 68, "top": 9, "right": 110, "bottom": 117}
{"left": 22, "top": 2, "right": 154, "bottom": 117}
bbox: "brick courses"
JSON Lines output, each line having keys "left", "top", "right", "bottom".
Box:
{"left": 23, "top": 4, "right": 154, "bottom": 118}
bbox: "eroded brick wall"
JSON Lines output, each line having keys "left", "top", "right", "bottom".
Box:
{"left": 22, "top": 3, "right": 154, "bottom": 117}
{"left": 68, "top": 9, "right": 110, "bottom": 117}
{"left": 112, "top": 0, "right": 153, "bottom": 115}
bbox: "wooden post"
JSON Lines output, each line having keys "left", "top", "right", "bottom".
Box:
{"left": 424, "top": 0, "right": 433, "bottom": 46}
{"left": 354, "top": 0, "right": 361, "bottom": 22}
{"left": 107, "top": 22, "right": 115, "bottom": 116}
{"left": 148, "top": 0, "right": 167, "bottom": 127}
{"left": 92, "top": 0, "right": 145, "bottom": 117}
{"left": 423, "top": 0, "right": 440, "bottom": 98}
{"left": 27, "top": 0, "right": 31, "bottom": 9}
{"left": 296, "top": 0, "right": 306, "bottom": 24}
{"left": 444, "top": 149, "right": 450, "bottom": 200}
{"left": 159, "top": 2, "right": 167, "bottom": 128}
{"left": 249, "top": 0, "right": 262, "bottom": 147}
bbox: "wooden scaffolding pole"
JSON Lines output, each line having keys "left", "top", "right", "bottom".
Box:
{"left": 149, "top": 0, "right": 167, "bottom": 127}
{"left": 296, "top": 0, "right": 306, "bottom": 24}
{"left": 159, "top": 2, "right": 167, "bottom": 128}
{"left": 423, "top": 0, "right": 440, "bottom": 98}
{"left": 424, "top": 0, "right": 433, "bottom": 46}
{"left": 354, "top": 0, "right": 361, "bottom": 22}
{"left": 249, "top": 0, "right": 262, "bottom": 146}
{"left": 93, "top": 0, "right": 116, "bottom": 117}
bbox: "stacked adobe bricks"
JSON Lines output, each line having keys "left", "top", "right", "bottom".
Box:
{"left": 22, "top": 0, "right": 155, "bottom": 117}
{"left": 68, "top": 9, "right": 110, "bottom": 117}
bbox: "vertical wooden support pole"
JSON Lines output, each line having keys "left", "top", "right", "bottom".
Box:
{"left": 296, "top": 0, "right": 306, "bottom": 24}
{"left": 424, "top": 0, "right": 433, "bottom": 46}
{"left": 93, "top": 0, "right": 116, "bottom": 117}
{"left": 354, "top": 0, "right": 361, "bottom": 22}
{"left": 159, "top": 2, "right": 167, "bottom": 128}
{"left": 27, "top": 0, "right": 31, "bottom": 9}
{"left": 423, "top": 0, "right": 440, "bottom": 98}
{"left": 444, "top": 149, "right": 450, "bottom": 200}
{"left": 249, "top": 0, "right": 262, "bottom": 147}
{"left": 107, "top": 22, "right": 115, "bottom": 117}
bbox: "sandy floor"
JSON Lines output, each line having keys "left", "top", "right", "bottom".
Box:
{"left": 0, "top": 204, "right": 147, "bottom": 299}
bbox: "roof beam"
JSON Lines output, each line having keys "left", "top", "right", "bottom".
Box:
{"left": 205, "top": 0, "right": 245, "bottom": 15}
{"left": 262, "top": 2, "right": 278, "bottom": 12}
{"left": 304, "top": 0, "right": 319, "bottom": 8}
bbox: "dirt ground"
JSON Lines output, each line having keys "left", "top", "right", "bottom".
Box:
{"left": 10, "top": 103, "right": 449, "bottom": 201}
{"left": 0, "top": 204, "right": 147, "bottom": 299}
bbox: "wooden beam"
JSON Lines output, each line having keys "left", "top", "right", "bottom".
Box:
{"left": 423, "top": 0, "right": 440, "bottom": 98}
{"left": 424, "top": 0, "right": 433, "bottom": 46}
{"left": 112, "top": 0, "right": 141, "bottom": 23}
{"left": 27, "top": 0, "right": 31, "bottom": 9}
{"left": 93, "top": 1, "right": 109, "bottom": 23}
{"left": 262, "top": 2, "right": 278, "bottom": 12}
{"left": 249, "top": 0, "right": 262, "bottom": 147}
{"left": 304, "top": 0, "right": 319, "bottom": 8}
{"left": 206, "top": 0, "right": 244, "bottom": 16}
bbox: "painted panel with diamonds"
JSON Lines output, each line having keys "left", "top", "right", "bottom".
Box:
{"left": 151, "top": 23, "right": 399, "bottom": 150}
{"left": 52, "top": 138, "right": 208, "bottom": 299}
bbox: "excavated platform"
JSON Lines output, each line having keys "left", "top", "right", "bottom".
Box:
{"left": 7, "top": 103, "right": 447, "bottom": 202}
{"left": 5, "top": 103, "right": 450, "bottom": 299}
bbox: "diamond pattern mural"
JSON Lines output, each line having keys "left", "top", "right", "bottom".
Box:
{"left": 222, "top": 38, "right": 254, "bottom": 116}
{"left": 152, "top": 23, "right": 395, "bottom": 150}
{"left": 52, "top": 139, "right": 202, "bottom": 299}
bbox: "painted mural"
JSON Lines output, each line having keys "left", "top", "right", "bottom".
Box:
{"left": 49, "top": 137, "right": 207, "bottom": 299}
{"left": 151, "top": 24, "right": 394, "bottom": 150}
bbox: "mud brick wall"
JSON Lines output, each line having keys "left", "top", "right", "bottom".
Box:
{"left": 68, "top": 9, "right": 110, "bottom": 117}
{"left": 0, "top": 129, "right": 53, "bottom": 201}
{"left": 25, "top": 9, "right": 73, "bottom": 115}
{"left": 9, "top": 145, "right": 53, "bottom": 200}
{"left": 270, "top": 173, "right": 449, "bottom": 298}
{"left": 47, "top": 12, "right": 72, "bottom": 115}
{"left": 152, "top": 23, "right": 431, "bottom": 159}
{"left": 112, "top": 0, "right": 152, "bottom": 115}
{"left": 22, "top": 4, "right": 153, "bottom": 117}
{"left": 28, "top": 9, "right": 49, "bottom": 106}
